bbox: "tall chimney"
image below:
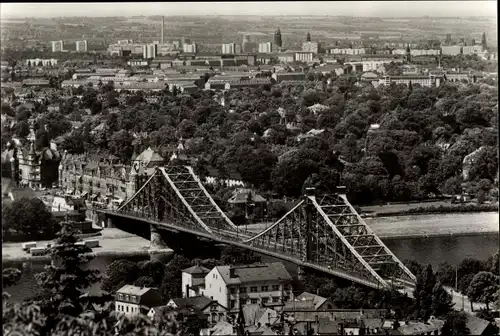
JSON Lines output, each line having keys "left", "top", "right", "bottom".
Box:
{"left": 161, "top": 16, "right": 164, "bottom": 45}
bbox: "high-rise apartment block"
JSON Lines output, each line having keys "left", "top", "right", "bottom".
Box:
{"left": 183, "top": 43, "right": 197, "bottom": 54}
{"left": 222, "top": 43, "right": 236, "bottom": 54}
{"left": 75, "top": 40, "right": 88, "bottom": 52}
{"left": 302, "top": 41, "right": 319, "bottom": 54}
{"left": 258, "top": 42, "right": 272, "bottom": 53}
{"left": 143, "top": 44, "right": 158, "bottom": 59}
{"left": 51, "top": 40, "right": 64, "bottom": 53}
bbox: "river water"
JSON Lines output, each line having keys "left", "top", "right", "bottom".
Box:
{"left": 3, "top": 212, "right": 499, "bottom": 303}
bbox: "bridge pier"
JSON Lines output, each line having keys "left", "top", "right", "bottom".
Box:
{"left": 106, "top": 217, "right": 116, "bottom": 229}
{"left": 297, "top": 266, "right": 306, "bottom": 281}
{"left": 149, "top": 224, "right": 174, "bottom": 263}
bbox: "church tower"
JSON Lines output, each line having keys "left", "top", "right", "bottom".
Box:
{"left": 405, "top": 44, "right": 411, "bottom": 64}
{"left": 274, "top": 28, "right": 282, "bottom": 50}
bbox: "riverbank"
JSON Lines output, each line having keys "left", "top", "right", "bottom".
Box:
{"left": 360, "top": 200, "right": 499, "bottom": 217}
{"left": 2, "top": 229, "right": 151, "bottom": 263}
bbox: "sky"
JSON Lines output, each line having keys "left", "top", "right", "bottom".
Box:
{"left": 1, "top": 1, "right": 497, "bottom": 18}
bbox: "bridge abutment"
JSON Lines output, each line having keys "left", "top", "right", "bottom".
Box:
{"left": 106, "top": 217, "right": 116, "bottom": 229}
{"left": 149, "top": 224, "right": 174, "bottom": 263}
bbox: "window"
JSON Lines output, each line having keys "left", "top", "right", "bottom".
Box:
{"left": 261, "top": 286, "right": 268, "bottom": 291}
{"left": 213, "top": 274, "right": 215, "bottom": 279}
{"left": 262, "top": 298, "right": 269, "bottom": 304}
{"left": 272, "top": 285, "right": 279, "bottom": 291}
{"left": 246, "top": 299, "right": 251, "bottom": 304}
{"left": 251, "top": 299, "right": 258, "bottom": 304}
{"left": 131, "top": 296, "right": 137, "bottom": 302}
{"left": 230, "top": 287, "right": 236, "bottom": 294}
{"left": 125, "top": 295, "right": 129, "bottom": 301}
{"left": 284, "top": 296, "right": 290, "bottom": 302}
{"left": 250, "top": 286, "right": 258, "bottom": 293}
{"left": 272, "top": 297, "right": 280, "bottom": 303}
{"left": 230, "top": 300, "right": 236, "bottom": 309}
{"left": 126, "top": 306, "right": 129, "bottom": 313}
{"left": 240, "top": 287, "right": 247, "bottom": 293}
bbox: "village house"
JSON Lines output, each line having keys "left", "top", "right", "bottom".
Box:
{"left": 115, "top": 285, "right": 163, "bottom": 316}
{"left": 186, "top": 262, "right": 294, "bottom": 315}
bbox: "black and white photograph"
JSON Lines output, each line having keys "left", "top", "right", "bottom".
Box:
{"left": 1, "top": 1, "right": 498, "bottom": 335}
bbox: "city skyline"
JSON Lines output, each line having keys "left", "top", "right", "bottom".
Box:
{"left": 1, "top": 1, "right": 497, "bottom": 18}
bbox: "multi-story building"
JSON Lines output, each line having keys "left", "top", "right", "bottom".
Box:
{"left": 75, "top": 40, "right": 88, "bottom": 52}
{"left": 1, "top": 122, "right": 61, "bottom": 190}
{"left": 462, "top": 45, "right": 483, "bottom": 55}
{"left": 258, "top": 42, "right": 273, "bottom": 53}
{"left": 330, "top": 48, "right": 366, "bottom": 55}
{"left": 272, "top": 72, "right": 306, "bottom": 83}
{"left": 115, "top": 285, "right": 163, "bottom": 316}
{"left": 143, "top": 44, "right": 157, "bottom": 59}
{"left": 294, "top": 51, "right": 314, "bottom": 63}
{"left": 185, "top": 263, "right": 293, "bottom": 314}
{"left": 51, "top": 40, "right": 64, "bottom": 52}
{"left": 183, "top": 43, "right": 198, "bottom": 54}
{"left": 379, "top": 74, "right": 444, "bottom": 88}
{"left": 441, "top": 45, "right": 462, "bottom": 56}
{"left": 58, "top": 147, "right": 164, "bottom": 206}
{"left": 410, "top": 49, "right": 440, "bottom": 56}
{"left": 25, "top": 58, "right": 58, "bottom": 67}
{"left": 222, "top": 43, "right": 236, "bottom": 54}
{"left": 302, "top": 41, "right": 319, "bottom": 54}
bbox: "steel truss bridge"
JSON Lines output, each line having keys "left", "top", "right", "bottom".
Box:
{"left": 99, "top": 165, "right": 416, "bottom": 291}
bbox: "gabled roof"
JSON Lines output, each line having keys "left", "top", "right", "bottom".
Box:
{"left": 9, "top": 187, "right": 37, "bottom": 200}
{"left": 466, "top": 315, "right": 490, "bottom": 336}
{"left": 217, "top": 263, "right": 292, "bottom": 285}
{"left": 182, "top": 265, "right": 210, "bottom": 275}
{"left": 134, "top": 147, "right": 164, "bottom": 167}
{"left": 116, "top": 284, "right": 153, "bottom": 297}
{"left": 296, "top": 292, "right": 328, "bottom": 310}
{"left": 170, "top": 295, "right": 214, "bottom": 311}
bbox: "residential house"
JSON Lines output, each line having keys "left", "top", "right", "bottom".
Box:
{"left": 165, "top": 295, "right": 228, "bottom": 325}
{"left": 466, "top": 314, "right": 497, "bottom": 336}
{"left": 182, "top": 265, "right": 211, "bottom": 298}
{"left": 227, "top": 188, "right": 267, "bottom": 219}
{"left": 294, "top": 292, "right": 335, "bottom": 310}
{"left": 200, "top": 263, "right": 294, "bottom": 314}
{"left": 115, "top": 285, "right": 163, "bottom": 316}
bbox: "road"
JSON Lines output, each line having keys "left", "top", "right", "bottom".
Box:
{"left": 445, "top": 286, "right": 486, "bottom": 313}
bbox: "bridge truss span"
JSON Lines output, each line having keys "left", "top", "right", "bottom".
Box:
{"left": 110, "top": 165, "right": 416, "bottom": 291}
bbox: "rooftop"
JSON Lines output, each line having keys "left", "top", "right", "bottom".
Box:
{"left": 217, "top": 262, "right": 292, "bottom": 285}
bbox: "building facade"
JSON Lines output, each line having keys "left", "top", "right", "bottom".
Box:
{"left": 195, "top": 263, "right": 294, "bottom": 314}
{"left": 75, "top": 40, "right": 88, "bottom": 52}
{"left": 115, "top": 285, "right": 163, "bottom": 316}
{"left": 302, "top": 42, "right": 319, "bottom": 54}
{"left": 51, "top": 40, "right": 64, "bottom": 52}
{"left": 183, "top": 43, "right": 198, "bottom": 54}
{"left": 58, "top": 147, "right": 164, "bottom": 207}
{"left": 258, "top": 42, "right": 273, "bottom": 53}
{"left": 222, "top": 43, "right": 236, "bottom": 54}
{"left": 143, "top": 44, "right": 158, "bottom": 59}
{"left": 379, "top": 74, "right": 443, "bottom": 88}
{"left": 2, "top": 123, "right": 61, "bottom": 190}
{"left": 294, "top": 52, "right": 314, "bottom": 63}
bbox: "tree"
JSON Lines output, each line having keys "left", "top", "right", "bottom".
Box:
{"left": 413, "top": 264, "right": 437, "bottom": 320}
{"left": 34, "top": 223, "right": 103, "bottom": 334}
{"left": 466, "top": 271, "right": 500, "bottom": 311}
{"left": 430, "top": 282, "right": 454, "bottom": 317}
{"left": 219, "top": 245, "right": 261, "bottom": 266}
{"left": 2, "top": 197, "right": 57, "bottom": 241}
{"left": 101, "top": 259, "right": 140, "bottom": 292}
{"left": 2, "top": 268, "right": 22, "bottom": 288}
{"left": 436, "top": 261, "right": 456, "bottom": 287}
{"left": 108, "top": 130, "right": 134, "bottom": 163}
{"left": 442, "top": 311, "right": 470, "bottom": 335}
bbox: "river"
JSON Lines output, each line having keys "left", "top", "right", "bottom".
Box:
{"left": 3, "top": 212, "right": 499, "bottom": 303}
